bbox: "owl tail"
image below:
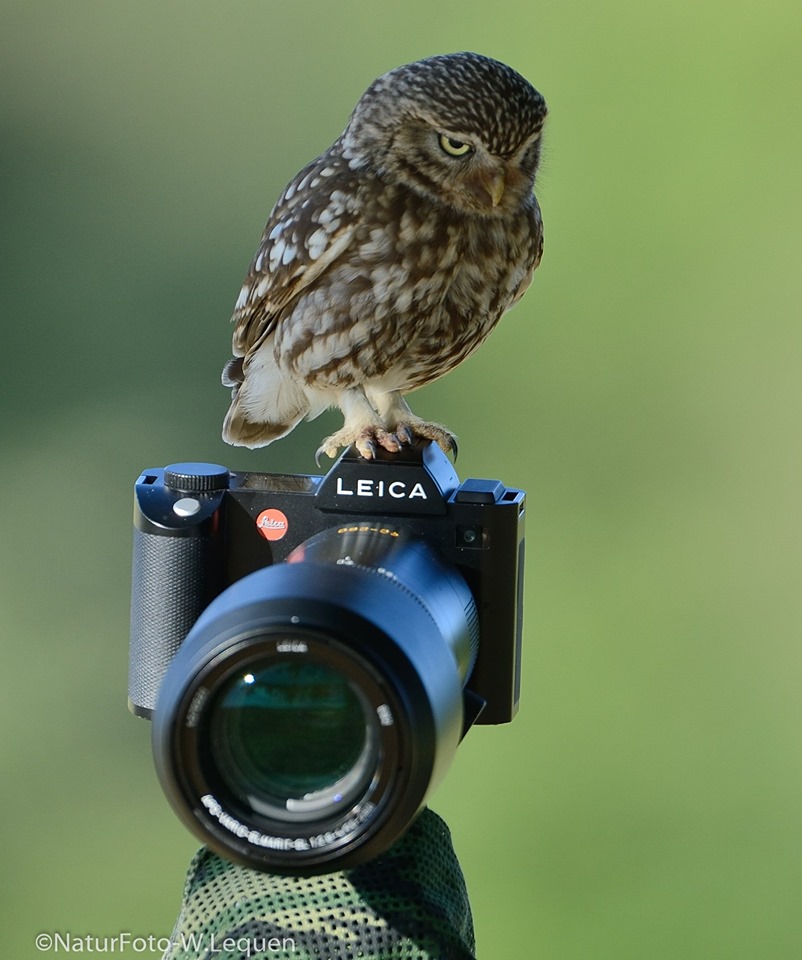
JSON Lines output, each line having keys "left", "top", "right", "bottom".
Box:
{"left": 221, "top": 354, "right": 310, "bottom": 448}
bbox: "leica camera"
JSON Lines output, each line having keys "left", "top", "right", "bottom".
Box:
{"left": 129, "top": 441, "right": 525, "bottom": 873}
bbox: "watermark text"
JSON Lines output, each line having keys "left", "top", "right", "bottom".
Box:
{"left": 35, "top": 931, "right": 296, "bottom": 955}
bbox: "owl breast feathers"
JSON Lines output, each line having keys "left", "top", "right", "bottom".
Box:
{"left": 222, "top": 52, "right": 547, "bottom": 461}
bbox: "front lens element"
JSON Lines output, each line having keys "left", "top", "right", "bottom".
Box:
{"left": 208, "top": 659, "right": 378, "bottom": 822}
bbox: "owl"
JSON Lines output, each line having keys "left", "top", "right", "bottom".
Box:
{"left": 222, "top": 52, "right": 547, "bottom": 461}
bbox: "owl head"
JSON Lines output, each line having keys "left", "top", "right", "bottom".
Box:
{"left": 342, "top": 52, "right": 547, "bottom": 216}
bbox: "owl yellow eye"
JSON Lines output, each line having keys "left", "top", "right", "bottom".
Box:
{"left": 438, "top": 134, "right": 473, "bottom": 157}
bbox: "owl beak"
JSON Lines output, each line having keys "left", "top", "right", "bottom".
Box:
{"left": 485, "top": 171, "right": 506, "bottom": 207}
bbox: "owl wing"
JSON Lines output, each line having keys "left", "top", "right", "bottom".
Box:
{"left": 508, "top": 197, "right": 544, "bottom": 309}
{"left": 229, "top": 153, "right": 361, "bottom": 360}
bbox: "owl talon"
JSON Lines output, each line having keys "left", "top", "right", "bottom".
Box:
{"left": 435, "top": 432, "right": 459, "bottom": 460}
{"left": 357, "top": 437, "right": 378, "bottom": 460}
{"left": 396, "top": 425, "right": 415, "bottom": 446}
{"left": 314, "top": 442, "right": 337, "bottom": 468}
{"left": 316, "top": 425, "right": 404, "bottom": 462}
{"left": 390, "top": 420, "right": 458, "bottom": 460}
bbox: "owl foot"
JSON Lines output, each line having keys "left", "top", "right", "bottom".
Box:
{"left": 315, "top": 425, "right": 404, "bottom": 464}
{"left": 369, "top": 392, "right": 458, "bottom": 459}
{"left": 390, "top": 419, "right": 458, "bottom": 459}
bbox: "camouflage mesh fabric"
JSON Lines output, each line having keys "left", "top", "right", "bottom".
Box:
{"left": 162, "top": 808, "right": 476, "bottom": 960}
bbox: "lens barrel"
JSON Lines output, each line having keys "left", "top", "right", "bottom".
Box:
{"left": 151, "top": 525, "right": 478, "bottom": 873}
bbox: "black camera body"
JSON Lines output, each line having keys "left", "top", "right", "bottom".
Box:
{"left": 129, "top": 441, "right": 525, "bottom": 873}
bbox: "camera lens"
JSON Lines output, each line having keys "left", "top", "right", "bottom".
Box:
{"left": 208, "top": 659, "right": 378, "bottom": 822}
{"left": 152, "top": 525, "right": 478, "bottom": 873}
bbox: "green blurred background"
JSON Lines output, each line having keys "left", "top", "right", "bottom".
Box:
{"left": 2, "top": 1, "right": 801, "bottom": 956}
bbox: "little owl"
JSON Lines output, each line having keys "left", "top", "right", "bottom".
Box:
{"left": 222, "top": 52, "right": 547, "bottom": 461}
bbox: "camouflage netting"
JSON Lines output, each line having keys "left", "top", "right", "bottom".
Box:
{"left": 163, "top": 808, "right": 476, "bottom": 960}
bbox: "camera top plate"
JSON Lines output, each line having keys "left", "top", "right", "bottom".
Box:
{"left": 314, "top": 441, "right": 459, "bottom": 517}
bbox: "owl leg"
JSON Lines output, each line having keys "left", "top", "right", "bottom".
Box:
{"left": 371, "top": 391, "right": 458, "bottom": 459}
{"left": 316, "top": 387, "right": 404, "bottom": 463}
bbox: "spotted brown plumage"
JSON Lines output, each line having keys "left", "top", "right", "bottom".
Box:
{"left": 222, "top": 52, "right": 547, "bottom": 460}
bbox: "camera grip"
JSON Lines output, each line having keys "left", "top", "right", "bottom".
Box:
{"left": 129, "top": 529, "right": 215, "bottom": 717}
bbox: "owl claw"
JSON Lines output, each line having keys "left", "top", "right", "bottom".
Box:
{"left": 390, "top": 420, "right": 458, "bottom": 460}
{"left": 396, "top": 424, "right": 415, "bottom": 446}
{"left": 316, "top": 418, "right": 457, "bottom": 463}
{"left": 359, "top": 437, "right": 378, "bottom": 460}
{"left": 316, "top": 425, "right": 404, "bottom": 463}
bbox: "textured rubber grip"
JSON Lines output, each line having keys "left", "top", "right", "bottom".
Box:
{"left": 129, "top": 529, "right": 212, "bottom": 715}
